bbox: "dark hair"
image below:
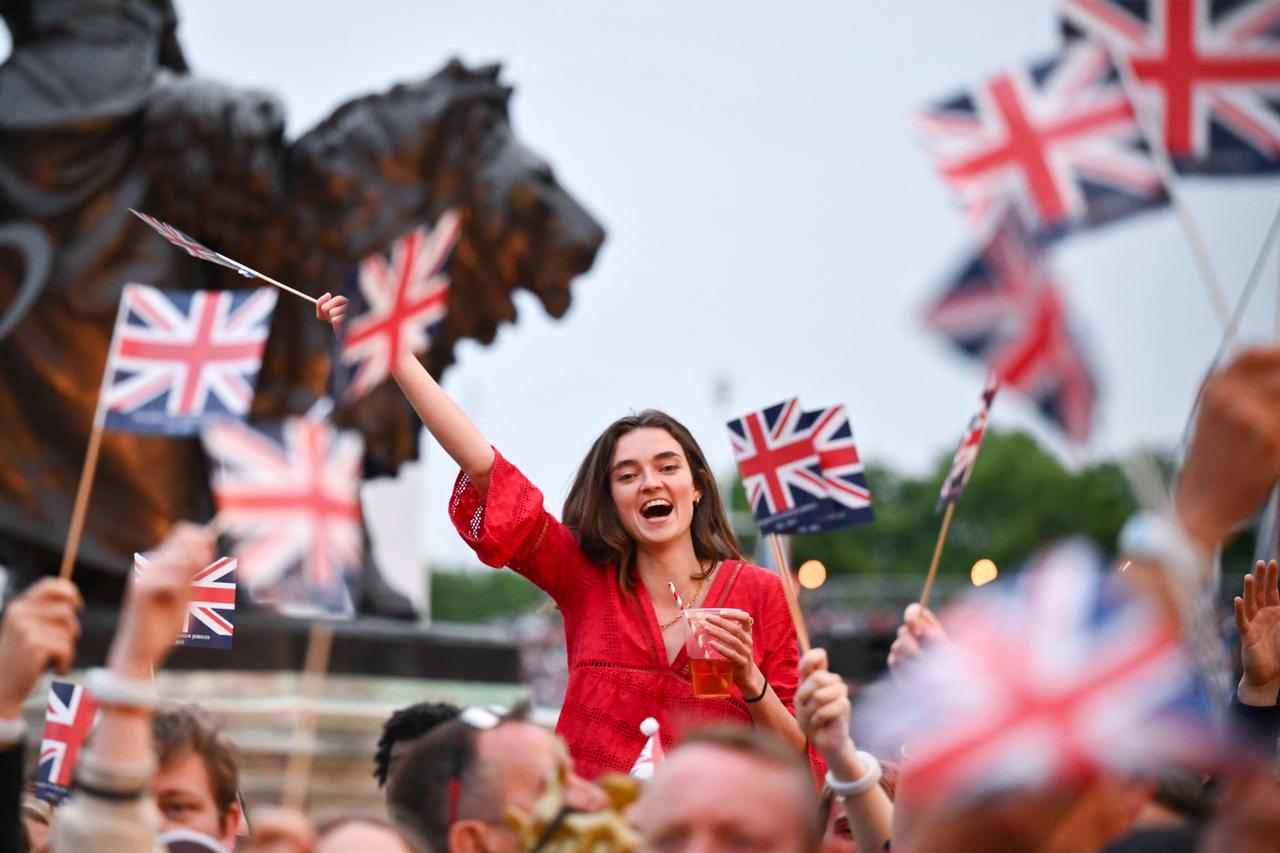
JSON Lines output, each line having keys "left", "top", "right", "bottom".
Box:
{"left": 562, "top": 410, "right": 742, "bottom": 589}
{"left": 678, "top": 725, "right": 823, "bottom": 852}
{"left": 384, "top": 705, "right": 530, "bottom": 852}
{"left": 374, "top": 701, "right": 461, "bottom": 788}
{"left": 152, "top": 705, "right": 240, "bottom": 833}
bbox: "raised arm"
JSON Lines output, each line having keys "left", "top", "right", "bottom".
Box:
{"left": 317, "top": 294, "right": 495, "bottom": 494}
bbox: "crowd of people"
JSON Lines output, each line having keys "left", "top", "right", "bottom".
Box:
{"left": 0, "top": 332, "right": 1277, "bottom": 850}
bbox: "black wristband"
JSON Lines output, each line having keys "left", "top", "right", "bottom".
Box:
{"left": 743, "top": 677, "right": 769, "bottom": 703}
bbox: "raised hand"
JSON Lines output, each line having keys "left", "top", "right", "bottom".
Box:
{"left": 0, "top": 578, "right": 83, "bottom": 720}
{"left": 107, "top": 521, "right": 215, "bottom": 680}
{"left": 1235, "top": 559, "right": 1280, "bottom": 706}
{"left": 795, "top": 647, "right": 852, "bottom": 759}
{"left": 888, "top": 602, "right": 947, "bottom": 675}
{"left": 315, "top": 292, "right": 349, "bottom": 337}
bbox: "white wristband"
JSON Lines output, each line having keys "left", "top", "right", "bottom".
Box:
{"left": 1118, "top": 511, "right": 1209, "bottom": 594}
{"left": 0, "top": 716, "right": 26, "bottom": 746}
{"left": 86, "top": 668, "right": 157, "bottom": 711}
{"left": 825, "top": 750, "right": 882, "bottom": 798}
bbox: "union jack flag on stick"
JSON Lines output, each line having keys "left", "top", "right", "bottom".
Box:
{"left": 102, "top": 284, "right": 277, "bottom": 435}
{"left": 1062, "top": 0, "right": 1280, "bottom": 175}
{"left": 202, "top": 414, "right": 364, "bottom": 618}
{"left": 917, "top": 40, "right": 1167, "bottom": 238}
{"left": 36, "top": 681, "right": 98, "bottom": 803}
{"left": 924, "top": 213, "right": 1097, "bottom": 445}
{"left": 936, "top": 378, "right": 1000, "bottom": 513}
{"left": 857, "top": 539, "right": 1226, "bottom": 808}
{"left": 727, "top": 398, "right": 874, "bottom": 535}
{"left": 335, "top": 211, "right": 461, "bottom": 400}
{"left": 130, "top": 209, "right": 318, "bottom": 304}
{"left": 134, "top": 553, "right": 237, "bottom": 649}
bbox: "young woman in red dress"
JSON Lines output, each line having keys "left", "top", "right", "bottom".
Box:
{"left": 318, "top": 295, "right": 808, "bottom": 779}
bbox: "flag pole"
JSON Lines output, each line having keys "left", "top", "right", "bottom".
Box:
{"left": 282, "top": 620, "right": 334, "bottom": 811}
{"left": 244, "top": 269, "right": 317, "bottom": 305}
{"left": 919, "top": 502, "right": 956, "bottom": 610}
{"left": 768, "top": 533, "right": 811, "bottom": 654}
{"left": 1109, "top": 47, "right": 1232, "bottom": 335}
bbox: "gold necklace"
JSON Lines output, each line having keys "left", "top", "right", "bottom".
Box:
{"left": 659, "top": 566, "right": 712, "bottom": 631}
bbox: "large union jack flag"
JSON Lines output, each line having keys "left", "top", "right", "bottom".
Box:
{"left": 937, "top": 377, "right": 1000, "bottom": 512}
{"left": 856, "top": 539, "right": 1224, "bottom": 807}
{"left": 924, "top": 215, "right": 1097, "bottom": 444}
{"left": 102, "top": 284, "right": 277, "bottom": 435}
{"left": 335, "top": 211, "right": 461, "bottom": 400}
{"left": 131, "top": 209, "right": 261, "bottom": 279}
{"left": 37, "top": 681, "right": 99, "bottom": 803}
{"left": 133, "top": 553, "right": 237, "bottom": 650}
{"left": 917, "top": 40, "right": 1167, "bottom": 238}
{"left": 1063, "top": 0, "right": 1280, "bottom": 173}
{"left": 727, "top": 399, "right": 874, "bottom": 534}
{"left": 202, "top": 414, "right": 364, "bottom": 618}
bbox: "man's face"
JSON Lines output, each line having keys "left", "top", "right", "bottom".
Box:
{"left": 634, "top": 744, "right": 812, "bottom": 853}
{"left": 154, "top": 750, "right": 240, "bottom": 850}
{"left": 456, "top": 721, "right": 607, "bottom": 852}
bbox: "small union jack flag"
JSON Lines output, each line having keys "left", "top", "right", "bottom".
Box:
{"left": 924, "top": 214, "right": 1097, "bottom": 444}
{"left": 102, "top": 284, "right": 277, "bottom": 435}
{"left": 855, "top": 539, "right": 1224, "bottom": 807}
{"left": 917, "top": 39, "right": 1167, "bottom": 238}
{"left": 131, "top": 209, "right": 260, "bottom": 279}
{"left": 335, "top": 211, "right": 461, "bottom": 400}
{"left": 727, "top": 399, "right": 874, "bottom": 535}
{"left": 202, "top": 414, "right": 364, "bottom": 618}
{"left": 1063, "top": 0, "right": 1280, "bottom": 174}
{"left": 134, "top": 553, "right": 237, "bottom": 650}
{"left": 37, "top": 681, "right": 99, "bottom": 803}
{"left": 936, "top": 378, "right": 1000, "bottom": 512}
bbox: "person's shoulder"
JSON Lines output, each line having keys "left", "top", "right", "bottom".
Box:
{"left": 725, "top": 560, "right": 783, "bottom": 593}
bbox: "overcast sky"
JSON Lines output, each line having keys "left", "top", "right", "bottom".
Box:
{"left": 155, "top": 3, "right": 1280, "bottom": 595}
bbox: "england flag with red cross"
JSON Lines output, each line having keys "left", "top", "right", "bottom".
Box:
{"left": 102, "top": 283, "right": 277, "bottom": 435}
{"left": 334, "top": 211, "right": 461, "bottom": 400}
{"left": 36, "top": 681, "right": 99, "bottom": 804}
{"left": 1063, "top": 0, "right": 1280, "bottom": 174}
{"left": 134, "top": 553, "right": 237, "bottom": 650}
{"left": 917, "top": 39, "right": 1167, "bottom": 238}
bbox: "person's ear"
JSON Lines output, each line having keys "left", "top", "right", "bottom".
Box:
{"left": 448, "top": 819, "right": 503, "bottom": 853}
{"left": 220, "top": 798, "right": 245, "bottom": 847}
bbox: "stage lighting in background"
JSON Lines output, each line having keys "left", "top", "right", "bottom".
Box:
{"left": 798, "top": 560, "right": 827, "bottom": 590}
{"left": 971, "top": 558, "right": 998, "bottom": 587}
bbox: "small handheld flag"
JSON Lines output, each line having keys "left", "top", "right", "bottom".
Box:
{"left": 37, "top": 681, "right": 98, "bottom": 803}
{"left": 134, "top": 553, "right": 237, "bottom": 649}
{"left": 936, "top": 378, "right": 999, "bottom": 512}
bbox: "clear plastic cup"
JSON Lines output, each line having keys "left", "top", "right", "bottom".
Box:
{"left": 684, "top": 608, "right": 739, "bottom": 698}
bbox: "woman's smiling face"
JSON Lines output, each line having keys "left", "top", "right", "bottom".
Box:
{"left": 608, "top": 427, "right": 702, "bottom": 552}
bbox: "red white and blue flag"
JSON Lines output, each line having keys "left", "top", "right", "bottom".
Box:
{"left": 727, "top": 399, "right": 874, "bottom": 535}
{"left": 334, "top": 211, "right": 460, "bottom": 400}
{"left": 37, "top": 681, "right": 99, "bottom": 804}
{"left": 917, "top": 39, "right": 1167, "bottom": 238}
{"left": 936, "top": 378, "right": 1000, "bottom": 512}
{"left": 102, "top": 284, "right": 277, "bottom": 435}
{"left": 133, "top": 553, "right": 237, "bottom": 650}
{"left": 202, "top": 414, "right": 364, "bottom": 618}
{"left": 131, "top": 209, "right": 262, "bottom": 279}
{"left": 855, "top": 539, "right": 1224, "bottom": 806}
{"left": 924, "top": 214, "right": 1096, "bottom": 444}
{"left": 1062, "top": 0, "right": 1280, "bottom": 174}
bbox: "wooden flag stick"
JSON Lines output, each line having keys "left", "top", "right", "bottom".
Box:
{"left": 282, "top": 620, "right": 335, "bottom": 811}
{"left": 58, "top": 420, "right": 106, "bottom": 580}
{"left": 248, "top": 269, "right": 317, "bottom": 305}
{"left": 919, "top": 501, "right": 956, "bottom": 610}
{"left": 768, "top": 533, "right": 811, "bottom": 655}
{"left": 203, "top": 511, "right": 231, "bottom": 540}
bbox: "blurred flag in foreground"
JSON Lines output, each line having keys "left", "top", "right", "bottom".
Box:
{"left": 134, "top": 553, "right": 237, "bottom": 649}
{"left": 202, "top": 413, "right": 364, "bottom": 618}
{"left": 37, "top": 681, "right": 98, "bottom": 803}
{"left": 855, "top": 539, "right": 1225, "bottom": 807}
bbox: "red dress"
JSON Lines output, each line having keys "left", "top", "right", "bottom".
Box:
{"left": 449, "top": 449, "right": 807, "bottom": 779}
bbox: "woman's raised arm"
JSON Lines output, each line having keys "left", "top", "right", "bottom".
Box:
{"left": 317, "top": 294, "right": 496, "bottom": 495}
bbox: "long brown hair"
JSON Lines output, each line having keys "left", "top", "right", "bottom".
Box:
{"left": 562, "top": 410, "right": 742, "bottom": 589}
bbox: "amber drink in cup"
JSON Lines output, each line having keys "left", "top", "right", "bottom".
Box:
{"left": 684, "top": 608, "right": 740, "bottom": 698}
